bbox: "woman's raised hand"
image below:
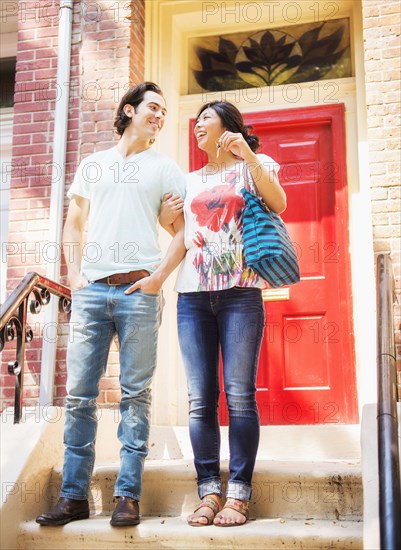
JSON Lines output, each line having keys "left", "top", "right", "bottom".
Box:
{"left": 217, "top": 131, "right": 252, "bottom": 160}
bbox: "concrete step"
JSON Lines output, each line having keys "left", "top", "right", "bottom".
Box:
{"left": 48, "top": 459, "right": 362, "bottom": 521}
{"left": 98, "top": 423, "right": 362, "bottom": 462}
{"left": 18, "top": 516, "right": 363, "bottom": 550}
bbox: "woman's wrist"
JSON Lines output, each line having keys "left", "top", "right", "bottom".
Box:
{"left": 243, "top": 150, "right": 258, "bottom": 166}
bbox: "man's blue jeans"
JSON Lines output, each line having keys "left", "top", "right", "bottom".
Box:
{"left": 60, "top": 283, "right": 163, "bottom": 502}
{"left": 177, "top": 287, "right": 265, "bottom": 502}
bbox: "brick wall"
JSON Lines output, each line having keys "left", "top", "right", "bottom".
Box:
{"left": 362, "top": 0, "right": 401, "bottom": 389}
{"left": 1, "top": 0, "right": 145, "bottom": 411}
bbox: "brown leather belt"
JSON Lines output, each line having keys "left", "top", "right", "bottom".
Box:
{"left": 94, "top": 270, "right": 150, "bottom": 286}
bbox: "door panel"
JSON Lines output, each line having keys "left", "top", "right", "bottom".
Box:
{"left": 189, "top": 104, "right": 358, "bottom": 424}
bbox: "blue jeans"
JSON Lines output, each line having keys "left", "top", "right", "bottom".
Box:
{"left": 177, "top": 287, "right": 265, "bottom": 501}
{"left": 60, "top": 283, "right": 164, "bottom": 501}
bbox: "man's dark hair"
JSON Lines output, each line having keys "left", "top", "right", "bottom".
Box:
{"left": 114, "top": 82, "right": 164, "bottom": 136}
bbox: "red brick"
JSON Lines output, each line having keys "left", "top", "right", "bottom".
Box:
{"left": 98, "top": 38, "right": 129, "bottom": 51}
{"left": 35, "top": 48, "right": 57, "bottom": 59}
{"left": 34, "top": 88, "right": 58, "bottom": 102}
{"left": 17, "top": 50, "right": 35, "bottom": 61}
{"left": 67, "top": 119, "right": 79, "bottom": 131}
{"left": 13, "top": 122, "right": 49, "bottom": 134}
{"left": 18, "top": 28, "right": 36, "bottom": 41}
{"left": 13, "top": 135, "right": 31, "bottom": 146}
{"left": 15, "top": 71, "right": 34, "bottom": 83}
{"left": 0, "top": 387, "right": 16, "bottom": 399}
{"left": 116, "top": 47, "right": 130, "bottom": 59}
{"left": 32, "top": 134, "right": 50, "bottom": 144}
{"left": 96, "top": 121, "right": 114, "bottom": 133}
{"left": 16, "top": 61, "right": 34, "bottom": 72}
{"left": 82, "top": 131, "right": 114, "bottom": 143}
{"left": 33, "top": 112, "right": 54, "bottom": 122}
{"left": 54, "top": 373, "right": 67, "bottom": 386}
{"left": 13, "top": 113, "right": 33, "bottom": 125}
{"left": 86, "top": 30, "right": 117, "bottom": 41}
{"left": 15, "top": 187, "right": 49, "bottom": 199}
{"left": 33, "top": 68, "right": 57, "bottom": 80}
{"left": 13, "top": 145, "right": 48, "bottom": 157}
{"left": 23, "top": 386, "right": 40, "bottom": 398}
{"left": 54, "top": 385, "right": 67, "bottom": 398}
{"left": 19, "top": 38, "right": 55, "bottom": 50}
{"left": 15, "top": 101, "right": 51, "bottom": 113}
{"left": 35, "top": 26, "right": 59, "bottom": 39}
{"left": 68, "top": 97, "right": 80, "bottom": 109}
{"left": 104, "top": 390, "right": 121, "bottom": 403}
{"left": 15, "top": 81, "right": 42, "bottom": 94}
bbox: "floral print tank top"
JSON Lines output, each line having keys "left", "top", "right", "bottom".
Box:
{"left": 175, "top": 154, "right": 280, "bottom": 292}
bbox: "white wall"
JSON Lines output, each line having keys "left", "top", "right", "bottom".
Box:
{"left": 0, "top": 13, "right": 17, "bottom": 302}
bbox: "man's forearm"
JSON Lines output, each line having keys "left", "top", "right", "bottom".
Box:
{"left": 62, "top": 226, "right": 84, "bottom": 280}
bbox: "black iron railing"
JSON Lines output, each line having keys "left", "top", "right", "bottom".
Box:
{"left": 0, "top": 272, "right": 71, "bottom": 424}
{"left": 376, "top": 253, "right": 401, "bottom": 550}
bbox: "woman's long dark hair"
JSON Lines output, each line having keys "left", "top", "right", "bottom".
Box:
{"left": 196, "top": 101, "right": 260, "bottom": 152}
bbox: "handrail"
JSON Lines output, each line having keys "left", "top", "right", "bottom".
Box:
{"left": 0, "top": 272, "right": 71, "bottom": 423}
{"left": 376, "top": 253, "right": 401, "bottom": 550}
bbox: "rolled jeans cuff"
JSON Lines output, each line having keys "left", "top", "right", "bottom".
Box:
{"left": 226, "top": 481, "right": 252, "bottom": 501}
{"left": 198, "top": 478, "right": 222, "bottom": 499}
{"left": 114, "top": 490, "right": 140, "bottom": 501}
{"left": 60, "top": 491, "right": 88, "bottom": 501}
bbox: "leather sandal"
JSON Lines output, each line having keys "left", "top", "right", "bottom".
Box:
{"left": 213, "top": 498, "right": 249, "bottom": 527}
{"left": 187, "top": 495, "right": 221, "bottom": 527}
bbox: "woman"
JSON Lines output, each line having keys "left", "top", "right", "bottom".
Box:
{"left": 161, "top": 101, "right": 286, "bottom": 527}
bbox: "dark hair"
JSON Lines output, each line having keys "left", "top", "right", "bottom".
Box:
{"left": 196, "top": 101, "right": 260, "bottom": 152}
{"left": 114, "top": 81, "right": 164, "bottom": 136}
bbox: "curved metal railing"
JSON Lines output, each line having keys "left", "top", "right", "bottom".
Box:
{"left": 0, "top": 272, "right": 71, "bottom": 423}
{"left": 376, "top": 253, "right": 401, "bottom": 550}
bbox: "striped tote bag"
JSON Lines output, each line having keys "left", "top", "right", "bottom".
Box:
{"left": 241, "top": 187, "right": 300, "bottom": 288}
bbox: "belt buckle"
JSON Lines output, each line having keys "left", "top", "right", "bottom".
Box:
{"left": 106, "top": 276, "right": 118, "bottom": 286}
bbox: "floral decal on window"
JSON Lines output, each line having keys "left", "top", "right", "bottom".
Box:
{"left": 189, "top": 18, "right": 351, "bottom": 93}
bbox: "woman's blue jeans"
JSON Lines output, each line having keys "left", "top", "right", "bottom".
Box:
{"left": 177, "top": 287, "right": 265, "bottom": 501}
{"left": 60, "top": 283, "right": 163, "bottom": 502}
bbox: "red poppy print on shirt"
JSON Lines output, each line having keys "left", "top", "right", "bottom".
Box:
{"left": 190, "top": 184, "right": 243, "bottom": 233}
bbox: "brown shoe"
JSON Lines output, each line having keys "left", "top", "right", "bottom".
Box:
{"left": 110, "top": 496, "right": 140, "bottom": 527}
{"left": 36, "top": 497, "right": 89, "bottom": 526}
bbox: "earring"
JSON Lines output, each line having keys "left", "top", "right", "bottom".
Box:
{"left": 216, "top": 139, "right": 221, "bottom": 158}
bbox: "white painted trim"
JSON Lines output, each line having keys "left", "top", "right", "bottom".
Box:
{"left": 0, "top": 108, "right": 14, "bottom": 303}
{"left": 0, "top": 32, "right": 17, "bottom": 58}
{"left": 1, "top": 17, "right": 17, "bottom": 302}
{"left": 147, "top": 0, "right": 375, "bottom": 429}
{"left": 350, "top": 1, "right": 377, "bottom": 408}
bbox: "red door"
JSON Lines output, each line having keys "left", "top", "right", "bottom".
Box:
{"left": 189, "top": 104, "right": 358, "bottom": 425}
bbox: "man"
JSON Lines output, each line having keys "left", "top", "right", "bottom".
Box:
{"left": 36, "top": 82, "right": 185, "bottom": 527}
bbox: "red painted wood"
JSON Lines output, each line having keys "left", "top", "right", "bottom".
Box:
{"left": 189, "top": 104, "right": 358, "bottom": 425}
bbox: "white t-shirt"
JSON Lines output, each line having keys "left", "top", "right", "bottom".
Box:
{"left": 67, "top": 146, "right": 186, "bottom": 281}
{"left": 175, "top": 154, "right": 280, "bottom": 293}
